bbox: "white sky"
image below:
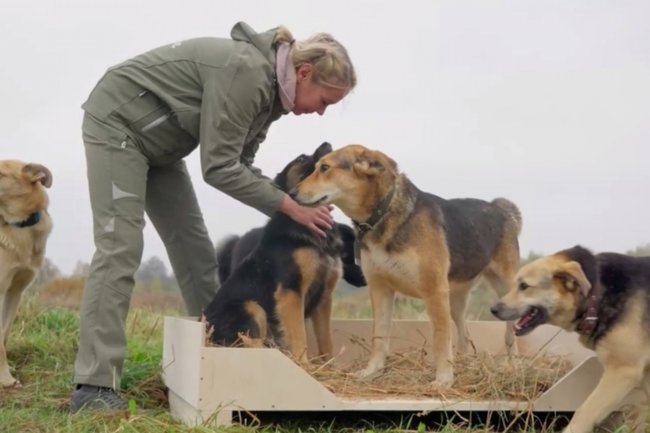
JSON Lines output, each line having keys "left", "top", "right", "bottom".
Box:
{"left": 2, "top": 0, "right": 649, "bottom": 274}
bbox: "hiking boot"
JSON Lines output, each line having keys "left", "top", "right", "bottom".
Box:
{"left": 70, "top": 384, "right": 128, "bottom": 413}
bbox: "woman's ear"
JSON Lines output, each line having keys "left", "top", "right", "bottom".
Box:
{"left": 296, "top": 63, "right": 313, "bottom": 82}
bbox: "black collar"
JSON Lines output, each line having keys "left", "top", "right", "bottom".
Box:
{"left": 352, "top": 187, "right": 396, "bottom": 241}
{"left": 575, "top": 283, "right": 602, "bottom": 336}
{"left": 10, "top": 211, "right": 42, "bottom": 228}
{"left": 352, "top": 187, "right": 395, "bottom": 264}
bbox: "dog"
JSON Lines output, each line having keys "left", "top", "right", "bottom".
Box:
{"left": 0, "top": 160, "right": 53, "bottom": 387}
{"left": 203, "top": 142, "right": 365, "bottom": 363}
{"left": 491, "top": 245, "right": 650, "bottom": 433}
{"left": 291, "top": 144, "right": 522, "bottom": 386}
{"left": 216, "top": 219, "right": 365, "bottom": 289}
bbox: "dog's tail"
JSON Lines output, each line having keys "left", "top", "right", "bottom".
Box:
{"left": 215, "top": 234, "right": 240, "bottom": 284}
{"left": 492, "top": 198, "right": 523, "bottom": 235}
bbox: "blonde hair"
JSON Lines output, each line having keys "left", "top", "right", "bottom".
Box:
{"left": 274, "top": 26, "right": 357, "bottom": 92}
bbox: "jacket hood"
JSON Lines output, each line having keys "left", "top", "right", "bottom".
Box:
{"left": 230, "top": 21, "right": 277, "bottom": 64}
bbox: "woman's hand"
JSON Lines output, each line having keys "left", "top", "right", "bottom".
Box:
{"left": 280, "top": 195, "right": 333, "bottom": 237}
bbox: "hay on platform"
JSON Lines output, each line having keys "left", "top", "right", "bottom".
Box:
{"left": 306, "top": 348, "right": 572, "bottom": 401}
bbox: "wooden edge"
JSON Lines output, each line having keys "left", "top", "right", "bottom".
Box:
{"left": 533, "top": 356, "right": 601, "bottom": 411}
{"left": 162, "top": 316, "right": 204, "bottom": 407}
{"left": 197, "top": 346, "right": 341, "bottom": 412}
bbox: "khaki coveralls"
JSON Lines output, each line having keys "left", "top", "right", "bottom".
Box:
{"left": 75, "top": 22, "right": 287, "bottom": 389}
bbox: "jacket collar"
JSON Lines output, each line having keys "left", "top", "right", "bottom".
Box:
{"left": 230, "top": 22, "right": 278, "bottom": 64}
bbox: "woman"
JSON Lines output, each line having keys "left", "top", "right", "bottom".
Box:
{"left": 71, "top": 21, "right": 356, "bottom": 412}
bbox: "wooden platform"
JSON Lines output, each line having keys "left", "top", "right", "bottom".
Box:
{"left": 162, "top": 317, "right": 602, "bottom": 426}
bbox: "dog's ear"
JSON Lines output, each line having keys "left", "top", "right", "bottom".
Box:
{"left": 23, "top": 163, "right": 53, "bottom": 188}
{"left": 553, "top": 260, "right": 591, "bottom": 296}
{"left": 353, "top": 150, "right": 397, "bottom": 177}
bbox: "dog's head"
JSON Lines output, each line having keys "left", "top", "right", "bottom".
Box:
{"left": 0, "top": 160, "right": 52, "bottom": 224}
{"left": 491, "top": 245, "right": 596, "bottom": 336}
{"left": 273, "top": 142, "right": 333, "bottom": 192}
{"left": 291, "top": 144, "right": 398, "bottom": 220}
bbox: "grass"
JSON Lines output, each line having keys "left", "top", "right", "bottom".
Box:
{"left": 0, "top": 300, "right": 435, "bottom": 432}
{"left": 0, "top": 290, "right": 570, "bottom": 433}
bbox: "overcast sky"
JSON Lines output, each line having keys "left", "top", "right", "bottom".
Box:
{"left": 2, "top": 0, "right": 649, "bottom": 274}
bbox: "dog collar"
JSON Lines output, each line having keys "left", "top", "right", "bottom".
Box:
{"left": 352, "top": 187, "right": 396, "bottom": 264}
{"left": 576, "top": 284, "right": 602, "bottom": 336}
{"left": 10, "top": 211, "right": 42, "bottom": 228}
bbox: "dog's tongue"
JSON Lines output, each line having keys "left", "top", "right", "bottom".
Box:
{"left": 514, "top": 309, "right": 535, "bottom": 330}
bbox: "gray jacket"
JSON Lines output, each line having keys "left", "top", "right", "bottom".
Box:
{"left": 82, "top": 22, "right": 287, "bottom": 216}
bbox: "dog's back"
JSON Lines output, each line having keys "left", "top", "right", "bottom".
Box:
{"left": 592, "top": 252, "right": 650, "bottom": 343}
{"left": 426, "top": 193, "right": 521, "bottom": 280}
{"left": 216, "top": 222, "right": 365, "bottom": 287}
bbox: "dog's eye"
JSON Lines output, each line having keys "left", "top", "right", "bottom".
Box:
{"left": 518, "top": 281, "right": 530, "bottom": 291}
{"left": 320, "top": 164, "right": 330, "bottom": 173}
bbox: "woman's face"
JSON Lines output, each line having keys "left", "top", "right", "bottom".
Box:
{"left": 292, "top": 64, "right": 347, "bottom": 116}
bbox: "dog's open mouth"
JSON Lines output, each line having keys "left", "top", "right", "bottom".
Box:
{"left": 513, "top": 306, "right": 548, "bottom": 336}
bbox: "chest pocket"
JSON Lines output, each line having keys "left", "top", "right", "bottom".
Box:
{"left": 111, "top": 91, "right": 198, "bottom": 166}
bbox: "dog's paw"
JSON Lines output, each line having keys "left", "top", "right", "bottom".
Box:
{"left": 236, "top": 332, "right": 265, "bottom": 348}
{"left": 0, "top": 376, "right": 21, "bottom": 388}
{"left": 432, "top": 369, "right": 454, "bottom": 388}
{"left": 354, "top": 365, "right": 382, "bottom": 380}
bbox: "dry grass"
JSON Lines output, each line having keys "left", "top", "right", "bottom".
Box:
{"left": 307, "top": 350, "right": 572, "bottom": 402}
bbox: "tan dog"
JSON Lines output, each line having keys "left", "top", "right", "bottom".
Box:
{"left": 0, "top": 160, "right": 53, "bottom": 387}
{"left": 292, "top": 144, "right": 521, "bottom": 386}
{"left": 492, "top": 246, "right": 650, "bottom": 433}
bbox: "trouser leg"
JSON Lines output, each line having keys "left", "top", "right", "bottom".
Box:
{"left": 73, "top": 114, "right": 148, "bottom": 389}
{"left": 145, "top": 162, "right": 219, "bottom": 316}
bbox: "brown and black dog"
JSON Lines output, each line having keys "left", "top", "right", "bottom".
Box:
{"left": 292, "top": 144, "right": 521, "bottom": 386}
{"left": 492, "top": 245, "right": 650, "bottom": 433}
{"left": 203, "top": 142, "right": 365, "bottom": 364}
{"left": 0, "top": 160, "right": 53, "bottom": 387}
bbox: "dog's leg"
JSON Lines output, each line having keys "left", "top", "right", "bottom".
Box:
{"left": 310, "top": 272, "right": 338, "bottom": 360}
{"left": 0, "top": 294, "right": 18, "bottom": 387}
{"left": 422, "top": 282, "right": 454, "bottom": 387}
{"left": 0, "top": 325, "right": 17, "bottom": 387}
{"left": 275, "top": 287, "right": 309, "bottom": 364}
{"left": 564, "top": 365, "right": 643, "bottom": 433}
{"left": 0, "top": 274, "right": 27, "bottom": 387}
{"left": 625, "top": 372, "right": 650, "bottom": 433}
{"left": 1, "top": 272, "right": 31, "bottom": 339}
{"left": 357, "top": 284, "right": 395, "bottom": 378}
{"left": 449, "top": 282, "right": 474, "bottom": 354}
{"left": 484, "top": 269, "right": 517, "bottom": 354}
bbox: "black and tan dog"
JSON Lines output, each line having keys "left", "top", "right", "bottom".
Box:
{"left": 292, "top": 144, "right": 522, "bottom": 386}
{"left": 203, "top": 142, "right": 365, "bottom": 363}
{"left": 216, "top": 214, "right": 365, "bottom": 288}
{"left": 491, "top": 245, "right": 650, "bottom": 433}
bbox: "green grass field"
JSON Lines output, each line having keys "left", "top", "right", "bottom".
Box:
{"left": 0, "top": 286, "right": 565, "bottom": 433}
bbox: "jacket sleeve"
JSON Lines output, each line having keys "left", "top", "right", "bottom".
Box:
{"left": 241, "top": 125, "right": 274, "bottom": 181}
{"left": 199, "top": 63, "right": 285, "bottom": 217}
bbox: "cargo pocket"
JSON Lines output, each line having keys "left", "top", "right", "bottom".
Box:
{"left": 110, "top": 90, "right": 164, "bottom": 126}
{"left": 111, "top": 91, "right": 197, "bottom": 166}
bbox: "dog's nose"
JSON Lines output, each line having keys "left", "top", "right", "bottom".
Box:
{"left": 288, "top": 187, "right": 298, "bottom": 199}
{"left": 490, "top": 303, "right": 503, "bottom": 318}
